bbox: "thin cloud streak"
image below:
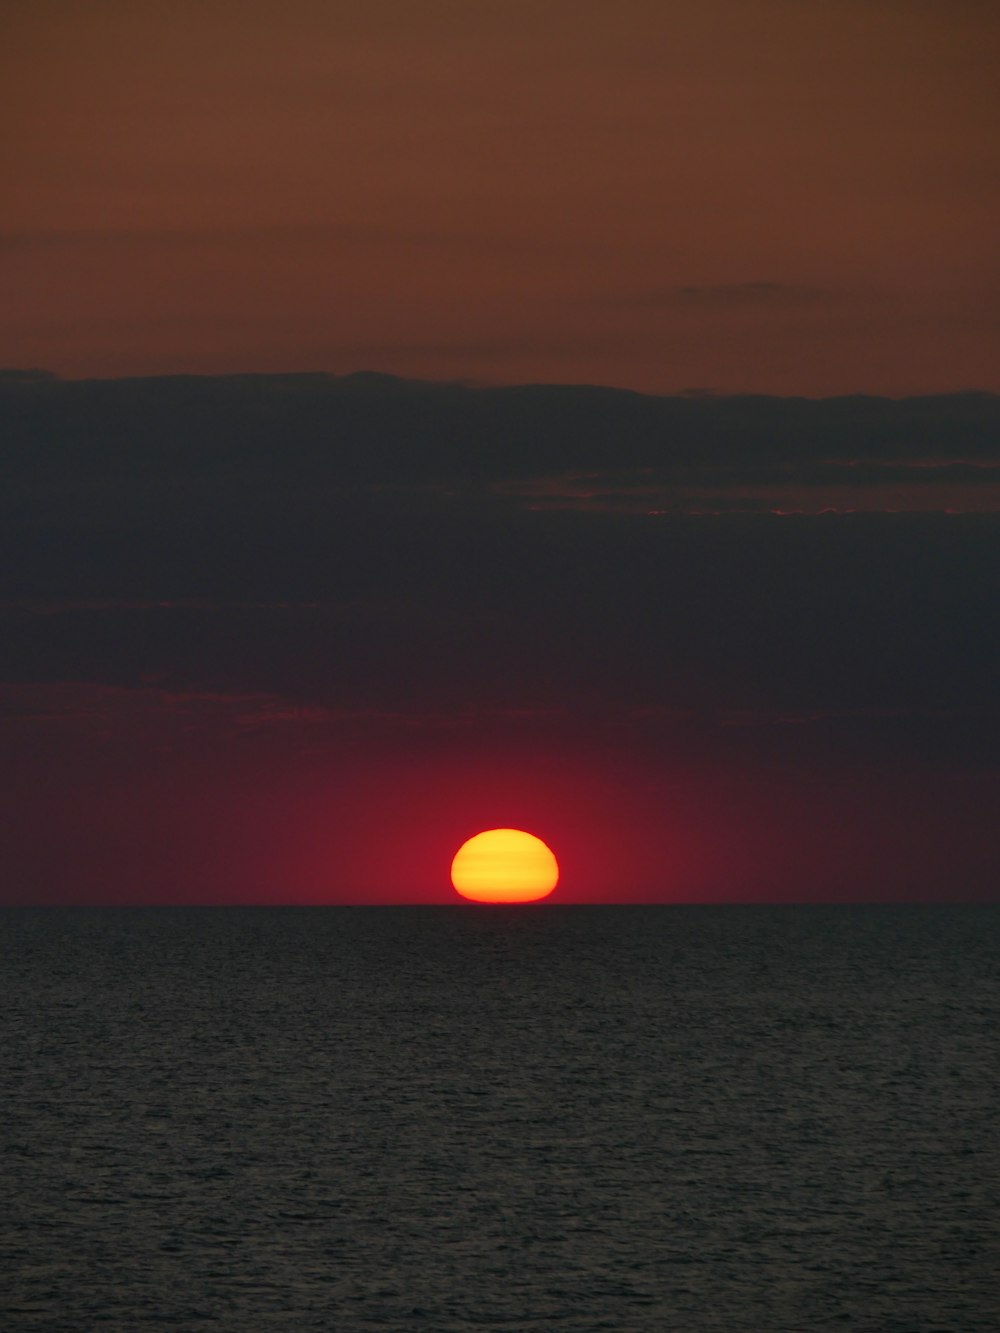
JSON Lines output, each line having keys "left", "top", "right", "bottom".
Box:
{"left": 631, "top": 282, "right": 841, "bottom": 309}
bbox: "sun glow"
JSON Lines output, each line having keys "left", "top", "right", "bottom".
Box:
{"left": 450, "top": 828, "right": 559, "bottom": 903}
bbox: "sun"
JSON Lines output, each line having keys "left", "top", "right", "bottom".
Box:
{"left": 451, "top": 828, "right": 559, "bottom": 903}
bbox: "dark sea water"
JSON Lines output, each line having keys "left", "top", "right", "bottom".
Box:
{"left": 2, "top": 906, "right": 998, "bottom": 1331}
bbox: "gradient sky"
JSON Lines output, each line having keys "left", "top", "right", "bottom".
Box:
{"left": 2, "top": 4, "right": 998, "bottom": 905}
{"left": 2, "top": 376, "right": 998, "bottom": 904}
{"left": 3, "top": 0, "right": 999, "bottom": 393}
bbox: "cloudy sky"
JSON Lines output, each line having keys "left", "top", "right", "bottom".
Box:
{"left": 2, "top": 374, "right": 997, "bottom": 903}
{"left": 1, "top": 4, "right": 998, "bottom": 903}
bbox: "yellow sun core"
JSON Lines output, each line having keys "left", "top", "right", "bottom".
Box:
{"left": 451, "top": 828, "right": 559, "bottom": 903}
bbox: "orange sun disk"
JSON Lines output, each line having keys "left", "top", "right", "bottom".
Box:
{"left": 451, "top": 828, "right": 559, "bottom": 903}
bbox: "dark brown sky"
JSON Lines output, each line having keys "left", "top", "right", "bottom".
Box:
{"left": 3, "top": 0, "right": 999, "bottom": 393}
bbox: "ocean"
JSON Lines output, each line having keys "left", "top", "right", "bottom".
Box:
{"left": 3, "top": 905, "right": 997, "bottom": 1331}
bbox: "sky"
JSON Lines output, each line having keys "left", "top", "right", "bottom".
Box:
{"left": 2, "top": 0, "right": 999, "bottom": 394}
{"left": 1, "top": 3, "right": 998, "bottom": 904}
{"left": 2, "top": 375, "right": 998, "bottom": 903}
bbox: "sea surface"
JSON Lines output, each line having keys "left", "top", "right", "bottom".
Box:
{"left": 2, "top": 906, "right": 998, "bottom": 1331}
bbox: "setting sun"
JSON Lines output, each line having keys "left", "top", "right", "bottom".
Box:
{"left": 451, "top": 829, "right": 559, "bottom": 903}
